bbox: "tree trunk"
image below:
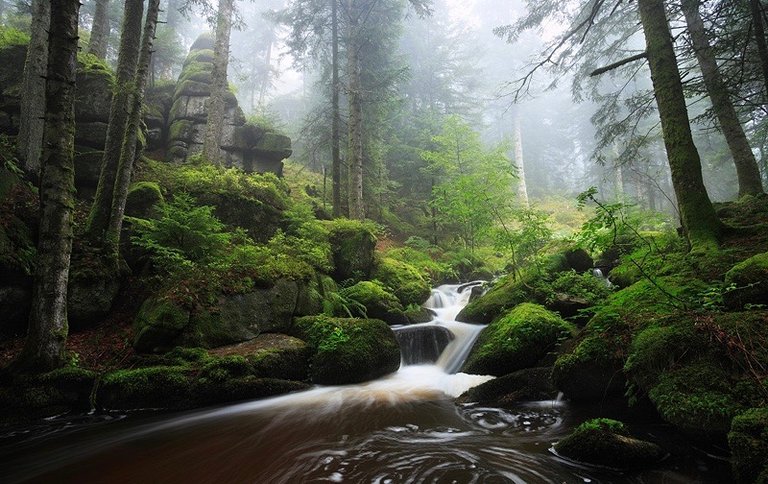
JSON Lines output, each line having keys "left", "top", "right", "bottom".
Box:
{"left": 511, "top": 109, "right": 529, "bottom": 207}
{"left": 637, "top": 0, "right": 722, "bottom": 249}
{"left": 16, "top": 0, "right": 81, "bottom": 373}
{"left": 682, "top": 0, "right": 765, "bottom": 197}
{"left": 347, "top": 0, "right": 364, "bottom": 220}
{"left": 88, "top": 0, "right": 111, "bottom": 59}
{"left": 203, "top": 0, "right": 235, "bottom": 166}
{"left": 332, "top": 0, "right": 342, "bottom": 217}
{"left": 86, "top": 0, "right": 145, "bottom": 242}
{"left": 17, "top": 0, "right": 50, "bottom": 177}
{"left": 749, "top": 0, "right": 768, "bottom": 93}
{"left": 105, "top": 0, "right": 161, "bottom": 253}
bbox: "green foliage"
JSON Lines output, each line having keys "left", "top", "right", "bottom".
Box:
{"left": 729, "top": 407, "right": 768, "bottom": 484}
{"left": 77, "top": 52, "right": 112, "bottom": 74}
{"left": 373, "top": 257, "right": 431, "bottom": 306}
{"left": 492, "top": 208, "right": 553, "bottom": 279}
{"left": 421, "top": 115, "right": 517, "bottom": 252}
{"left": 130, "top": 193, "right": 231, "bottom": 271}
{"left": 542, "top": 270, "right": 613, "bottom": 306}
{"left": 575, "top": 418, "right": 628, "bottom": 435}
{"left": 0, "top": 26, "right": 29, "bottom": 46}
{"left": 384, "top": 246, "right": 455, "bottom": 284}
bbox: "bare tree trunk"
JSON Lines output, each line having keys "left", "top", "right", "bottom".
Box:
{"left": 18, "top": 0, "right": 50, "bottom": 177}
{"left": 638, "top": 0, "right": 722, "bottom": 249}
{"left": 86, "top": 0, "right": 145, "bottom": 242}
{"left": 749, "top": 0, "right": 768, "bottom": 93}
{"left": 347, "top": 0, "right": 364, "bottom": 220}
{"left": 203, "top": 0, "right": 234, "bottom": 166}
{"left": 332, "top": 0, "right": 342, "bottom": 217}
{"left": 88, "top": 0, "right": 111, "bottom": 59}
{"left": 105, "top": 0, "right": 161, "bottom": 253}
{"left": 682, "top": 0, "right": 764, "bottom": 197}
{"left": 16, "top": 0, "right": 81, "bottom": 373}
{"left": 511, "top": 109, "right": 529, "bottom": 207}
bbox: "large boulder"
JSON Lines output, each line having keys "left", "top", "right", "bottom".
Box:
{"left": 133, "top": 278, "right": 302, "bottom": 353}
{"left": 209, "top": 334, "right": 312, "bottom": 381}
{"left": 339, "top": 281, "right": 408, "bottom": 324}
{"left": 394, "top": 325, "right": 454, "bottom": 365}
{"left": 462, "top": 303, "right": 575, "bottom": 376}
{"left": 729, "top": 408, "right": 768, "bottom": 484}
{"left": 373, "top": 257, "right": 431, "bottom": 307}
{"left": 554, "top": 418, "right": 665, "bottom": 469}
{"left": 327, "top": 219, "right": 377, "bottom": 282}
{"left": 457, "top": 367, "right": 557, "bottom": 406}
{"left": 724, "top": 251, "right": 768, "bottom": 310}
{"left": 456, "top": 273, "right": 539, "bottom": 325}
{"left": 291, "top": 316, "right": 401, "bottom": 385}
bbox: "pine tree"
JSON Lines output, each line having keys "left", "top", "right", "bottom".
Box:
{"left": 88, "top": 0, "right": 111, "bottom": 59}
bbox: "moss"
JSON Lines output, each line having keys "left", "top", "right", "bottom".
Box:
{"left": 373, "top": 257, "right": 431, "bottom": 307}
{"left": 325, "top": 218, "right": 378, "bottom": 283}
{"left": 456, "top": 273, "right": 541, "bottom": 324}
{"left": 193, "top": 376, "right": 309, "bottom": 405}
{"left": 383, "top": 247, "right": 454, "bottom": 284}
{"left": 554, "top": 418, "right": 664, "bottom": 469}
{"left": 462, "top": 303, "right": 576, "bottom": 376}
{"left": 339, "top": 280, "right": 407, "bottom": 324}
{"left": 648, "top": 359, "right": 749, "bottom": 436}
{"left": 133, "top": 298, "right": 191, "bottom": 353}
{"left": 182, "top": 48, "right": 215, "bottom": 67}
{"left": 125, "top": 181, "right": 164, "bottom": 219}
{"left": 457, "top": 367, "right": 557, "bottom": 406}
{"left": 292, "top": 315, "right": 401, "bottom": 385}
{"left": 724, "top": 251, "right": 768, "bottom": 309}
{"left": 199, "top": 355, "right": 252, "bottom": 382}
{"left": 97, "top": 366, "right": 194, "bottom": 410}
{"left": 552, "top": 311, "right": 629, "bottom": 400}
{"left": 729, "top": 408, "right": 768, "bottom": 483}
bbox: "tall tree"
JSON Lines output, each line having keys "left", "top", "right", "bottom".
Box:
{"left": 203, "top": 0, "right": 235, "bottom": 165}
{"left": 331, "top": 0, "right": 342, "bottom": 217}
{"left": 106, "top": 0, "right": 162, "bottom": 252}
{"left": 88, "top": 0, "right": 111, "bottom": 59}
{"left": 511, "top": 108, "right": 529, "bottom": 207}
{"left": 748, "top": 0, "right": 768, "bottom": 93}
{"left": 346, "top": 0, "right": 364, "bottom": 219}
{"left": 682, "top": 0, "right": 764, "bottom": 197}
{"left": 86, "top": 0, "right": 145, "bottom": 242}
{"left": 16, "top": 0, "right": 81, "bottom": 372}
{"left": 17, "top": 0, "right": 50, "bottom": 176}
{"left": 637, "top": 0, "right": 721, "bottom": 248}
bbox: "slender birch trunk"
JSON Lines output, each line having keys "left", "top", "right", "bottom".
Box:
{"left": 203, "top": 0, "right": 235, "bottom": 166}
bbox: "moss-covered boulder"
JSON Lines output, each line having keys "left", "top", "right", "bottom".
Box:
{"left": 209, "top": 333, "right": 311, "bottom": 381}
{"left": 724, "top": 251, "right": 768, "bottom": 310}
{"left": 125, "top": 181, "right": 164, "bottom": 219}
{"left": 291, "top": 316, "right": 401, "bottom": 385}
{"left": 339, "top": 280, "right": 408, "bottom": 324}
{"left": 729, "top": 408, "right": 768, "bottom": 483}
{"left": 554, "top": 418, "right": 665, "bottom": 469}
{"left": 462, "top": 303, "right": 575, "bottom": 376}
{"left": 457, "top": 367, "right": 557, "bottom": 406}
{"left": 326, "top": 219, "right": 377, "bottom": 283}
{"left": 456, "top": 273, "right": 539, "bottom": 324}
{"left": 67, "top": 252, "right": 122, "bottom": 329}
{"left": 373, "top": 257, "right": 431, "bottom": 307}
{"left": 96, "top": 366, "right": 194, "bottom": 410}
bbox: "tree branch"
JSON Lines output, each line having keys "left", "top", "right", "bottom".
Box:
{"left": 590, "top": 52, "right": 647, "bottom": 76}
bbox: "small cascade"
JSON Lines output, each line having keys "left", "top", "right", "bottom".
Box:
{"left": 394, "top": 325, "right": 455, "bottom": 365}
{"left": 592, "top": 268, "right": 613, "bottom": 287}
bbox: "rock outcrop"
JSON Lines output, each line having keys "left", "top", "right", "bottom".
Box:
{"left": 164, "top": 33, "right": 291, "bottom": 174}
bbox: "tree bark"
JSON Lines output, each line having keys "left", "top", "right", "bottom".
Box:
{"left": 332, "top": 0, "right": 342, "bottom": 217}
{"left": 347, "top": 0, "right": 364, "bottom": 220}
{"left": 511, "top": 109, "right": 529, "bottom": 207}
{"left": 637, "top": 0, "right": 722, "bottom": 249}
{"left": 17, "top": 0, "right": 50, "bottom": 177}
{"left": 203, "top": 0, "right": 235, "bottom": 166}
{"left": 88, "top": 0, "right": 111, "bottom": 59}
{"left": 86, "top": 0, "right": 145, "bottom": 242}
{"left": 16, "top": 0, "right": 81, "bottom": 372}
{"left": 749, "top": 0, "right": 768, "bottom": 93}
{"left": 682, "top": 0, "right": 764, "bottom": 197}
{"left": 105, "top": 0, "right": 161, "bottom": 253}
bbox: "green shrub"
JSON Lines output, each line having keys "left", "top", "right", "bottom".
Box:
{"left": 373, "top": 257, "right": 431, "bottom": 306}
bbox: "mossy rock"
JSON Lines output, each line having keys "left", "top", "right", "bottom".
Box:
{"left": 462, "top": 303, "right": 576, "bottom": 376}
{"left": 190, "top": 32, "right": 215, "bottom": 51}
{"left": 291, "top": 316, "right": 401, "bottom": 385}
{"left": 209, "top": 333, "right": 311, "bottom": 381}
{"left": 339, "top": 280, "right": 408, "bottom": 324}
{"left": 647, "top": 359, "right": 759, "bottom": 436}
{"left": 326, "top": 219, "right": 377, "bottom": 283}
{"left": 552, "top": 312, "right": 629, "bottom": 401}
{"left": 67, "top": 253, "right": 122, "bottom": 330}
{"left": 125, "top": 181, "right": 163, "bottom": 219}
{"left": 554, "top": 418, "right": 665, "bottom": 469}
{"left": 133, "top": 298, "right": 192, "bottom": 353}
{"left": 373, "top": 257, "right": 431, "bottom": 307}
{"left": 456, "top": 273, "right": 541, "bottom": 325}
{"left": 729, "top": 408, "right": 768, "bottom": 483}
{"left": 193, "top": 376, "right": 309, "bottom": 405}
{"left": 457, "top": 367, "right": 557, "bottom": 406}
{"left": 96, "top": 366, "right": 194, "bottom": 410}
{"left": 564, "top": 247, "right": 593, "bottom": 273}
{"left": 73, "top": 150, "right": 105, "bottom": 189}
{"left": 724, "top": 251, "right": 768, "bottom": 310}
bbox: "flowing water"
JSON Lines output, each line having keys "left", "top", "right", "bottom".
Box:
{"left": 0, "top": 283, "right": 730, "bottom": 483}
